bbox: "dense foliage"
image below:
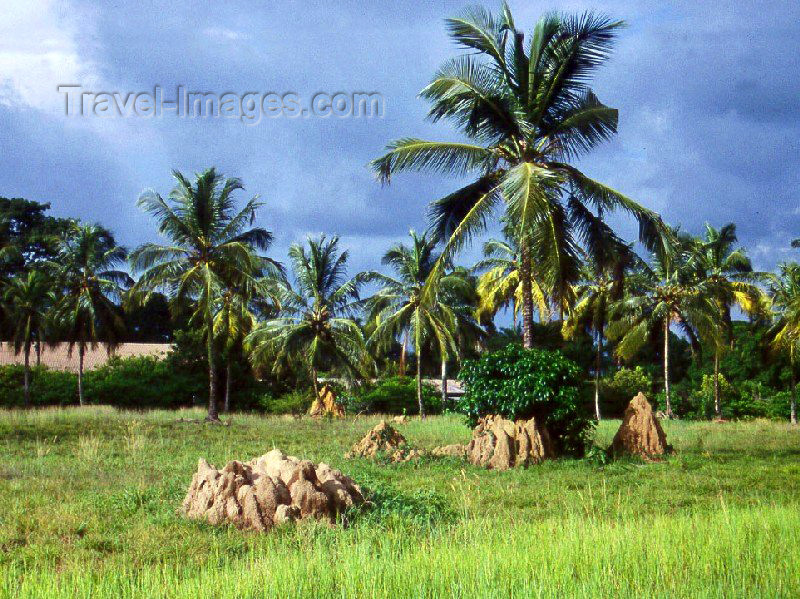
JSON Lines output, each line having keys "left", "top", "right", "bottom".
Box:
{"left": 600, "top": 367, "right": 653, "bottom": 417}
{"left": 458, "top": 345, "right": 592, "bottom": 456}
{"left": 343, "top": 377, "right": 441, "bottom": 415}
{"left": 1, "top": 8, "right": 800, "bottom": 426}
{"left": 0, "top": 365, "right": 76, "bottom": 406}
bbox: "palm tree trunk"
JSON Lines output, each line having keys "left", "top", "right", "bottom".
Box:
{"left": 311, "top": 366, "right": 320, "bottom": 399}
{"left": 594, "top": 331, "right": 602, "bottom": 421}
{"left": 713, "top": 350, "right": 721, "bottom": 419}
{"left": 416, "top": 350, "right": 424, "bottom": 419}
{"left": 519, "top": 239, "right": 534, "bottom": 349}
{"left": 223, "top": 359, "right": 232, "bottom": 414}
{"left": 206, "top": 313, "right": 219, "bottom": 421}
{"left": 415, "top": 311, "right": 424, "bottom": 419}
{"left": 664, "top": 316, "right": 672, "bottom": 418}
{"left": 512, "top": 298, "right": 518, "bottom": 332}
{"left": 399, "top": 331, "right": 407, "bottom": 376}
{"left": 440, "top": 358, "right": 447, "bottom": 409}
{"left": 23, "top": 343, "right": 31, "bottom": 406}
{"left": 791, "top": 347, "right": 797, "bottom": 425}
{"left": 78, "top": 344, "right": 85, "bottom": 406}
{"left": 35, "top": 337, "right": 41, "bottom": 367}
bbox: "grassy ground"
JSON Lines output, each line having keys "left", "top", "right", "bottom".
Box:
{"left": 0, "top": 408, "right": 798, "bottom": 598}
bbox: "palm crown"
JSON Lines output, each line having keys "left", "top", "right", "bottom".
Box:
{"left": 131, "top": 168, "right": 275, "bottom": 419}
{"left": 473, "top": 231, "right": 550, "bottom": 327}
{"left": 366, "top": 231, "right": 475, "bottom": 416}
{"left": 607, "top": 234, "right": 721, "bottom": 416}
{"left": 371, "top": 5, "right": 664, "bottom": 346}
{"left": 50, "top": 223, "right": 131, "bottom": 405}
{"left": 2, "top": 270, "right": 56, "bottom": 403}
{"left": 246, "top": 235, "right": 369, "bottom": 395}
{"left": 768, "top": 263, "right": 800, "bottom": 424}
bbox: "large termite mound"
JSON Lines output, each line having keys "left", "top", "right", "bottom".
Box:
{"left": 346, "top": 420, "right": 408, "bottom": 459}
{"left": 466, "top": 415, "right": 554, "bottom": 470}
{"left": 611, "top": 392, "right": 669, "bottom": 459}
{"left": 182, "top": 449, "right": 363, "bottom": 531}
{"left": 308, "top": 384, "right": 345, "bottom": 418}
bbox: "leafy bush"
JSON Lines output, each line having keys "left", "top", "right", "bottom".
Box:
{"left": 348, "top": 377, "right": 441, "bottom": 415}
{"left": 258, "top": 389, "right": 312, "bottom": 415}
{"left": 0, "top": 364, "right": 77, "bottom": 406}
{"left": 457, "top": 345, "right": 592, "bottom": 456}
{"left": 83, "top": 355, "right": 201, "bottom": 409}
{"left": 600, "top": 366, "right": 653, "bottom": 417}
{"left": 667, "top": 375, "right": 797, "bottom": 421}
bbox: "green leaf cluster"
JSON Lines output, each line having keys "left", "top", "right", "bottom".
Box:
{"left": 457, "top": 344, "right": 592, "bottom": 456}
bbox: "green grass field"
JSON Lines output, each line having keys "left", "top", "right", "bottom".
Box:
{"left": 0, "top": 408, "right": 798, "bottom": 598}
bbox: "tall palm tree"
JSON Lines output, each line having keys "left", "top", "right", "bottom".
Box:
{"left": 366, "top": 231, "right": 470, "bottom": 418}
{"left": 214, "top": 287, "right": 257, "bottom": 414}
{"left": 2, "top": 271, "right": 56, "bottom": 404}
{"left": 607, "top": 236, "right": 720, "bottom": 417}
{"left": 246, "top": 235, "right": 369, "bottom": 397}
{"left": 768, "top": 262, "right": 800, "bottom": 425}
{"left": 690, "top": 223, "right": 765, "bottom": 417}
{"left": 0, "top": 214, "right": 22, "bottom": 281}
{"left": 437, "top": 265, "right": 484, "bottom": 407}
{"left": 563, "top": 234, "right": 636, "bottom": 421}
{"left": 214, "top": 274, "right": 282, "bottom": 413}
{"left": 131, "top": 168, "right": 274, "bottom": 421}
{"left": 371, "top": 5, "right": 663, "bottom": 349}
{"left": 473, "top": 231, "right": 550, "bottom": 330}
{"left": 51, "top": 224, "right": 131, "bottom": 405}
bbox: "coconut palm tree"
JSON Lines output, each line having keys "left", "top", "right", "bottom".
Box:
{"left": 50, "top": 224, "right": 131, "bottom": 405}
{"left": 768, "top": 262, "right": 800, "bottom": 425}
{"left": 473, "top": 231, "right": 550, "bottom": 330}
{"left": 563, "top": 232, "right": 637, "bottom": 421}
{"left": 246, "top": 235, "right": 369, "bottom": 397}
{"left": 437, "top": 265, "right": 484, "bottom": 407}
{"left": 366, "top": 231, "right": 472, "bottom": 418}
{"left": 690, "top": 223, "right": 766, "bottom": 417}
{"left": 607, "top": 236, "right": 720, "bottom": 417}
{"left": 214, "top": 274, "right": 282, "bottom": 413}
{"left": 371, "top": 5, "right": 664, "bottom": 349}
{"left": 2, "top": 271, "right": 56, "bottom": 404}
{"left": 130, "top": 168, "right": 274, "bottom": 421}
{"left": 0, "top": 215, "right": 22, "bottom": 281}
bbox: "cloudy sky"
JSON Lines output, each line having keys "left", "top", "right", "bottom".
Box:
{"left": 1, "top": 0, "right": 799, "bottom": 279}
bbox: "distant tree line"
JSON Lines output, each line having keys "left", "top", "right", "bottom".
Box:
{"left": 1, "top": 6, "right": 799, "bottom": 424}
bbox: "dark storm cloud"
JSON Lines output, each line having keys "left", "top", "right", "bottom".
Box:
{"left": 1, "top": 0, "right": 799, "bottom": 274}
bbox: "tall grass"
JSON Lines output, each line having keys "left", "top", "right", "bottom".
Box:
{"left": 0, "top": 408, "right": 798, "bottom": 598}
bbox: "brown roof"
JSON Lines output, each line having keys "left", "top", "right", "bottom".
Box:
{"left": 0, "top": 342, "right": 171, "bottom": 372}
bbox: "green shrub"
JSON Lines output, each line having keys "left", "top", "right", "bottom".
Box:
{"left": 762, "top": 391, "right": 794, "bottom": 420}
{"left": 83, "top": 356, "right": 200, "bottom": 409}
{"left": 0, "top": 365, "right": 77, "bottom": 406}
{"left": 351, "top": 377, "right": 441, "bottom": 415}
{"left": 600, "top": 366, "right": 653, "bottom": 417}
{"left": 258, "top": 390, "right": 312, "bottom": 415}
{"left": 666, "top": 377, "right": 796, "bottom": 421}
{"left": 457, "top": 345, "right": 592, "bottom": 456}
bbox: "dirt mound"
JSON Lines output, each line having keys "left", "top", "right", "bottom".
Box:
{"left": 391, "top": 448, "right": 426, "bottom": 463}
{"left": 346, "top": 420, "right": 407, "bottom": 458}
{"left": 430, "top": 444, "right": 467, "bottom": 458}
{"left": 308, "top": 384, "right": 345, "bottom": 418}
{"left": 182, "top": 449, "right": 363, "bottom": 531}
{"left": 466, "top": 415, "right": 553, "bottom": 470}
{"left": 611, "top": 392, "right": 669, "bottom": 458}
